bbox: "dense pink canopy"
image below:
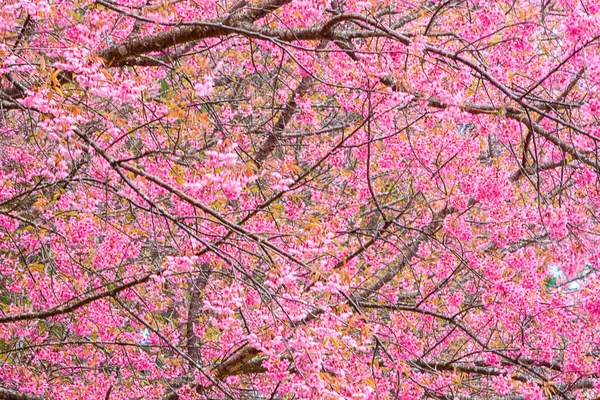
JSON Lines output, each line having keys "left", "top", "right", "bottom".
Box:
{"left": 1, "top": 0, "right": 600, "bottom": 399}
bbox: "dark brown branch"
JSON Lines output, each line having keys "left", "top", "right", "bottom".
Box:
{"left": 0, "top": 274, "right": 152, "bottom": 323}
{"left": 520, "top": 67, "right": 585, "bottom": 176}
{"left": 254, "top": 74, "right": 313, "bottom": 167}
{"left": 212, "top": 346, "right": 262, "bottom": 379}
{"left": 98, "top": 24, "right": 226, "bottom": 66}
{"left": 98, "top": 0, "right": 294, "bottom": 66}
{"left": 0, "top": 386, "right": 46, "bottom": 400}
{"left": 351, "top": 205, "right": 459, "bottom": 302}
{"left": 186, "top": 263, "right": 210, "bottom": 364}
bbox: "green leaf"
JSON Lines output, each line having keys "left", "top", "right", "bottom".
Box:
{"left": 544, "top": 276, "right": 557, "bottom": 289}
{"left": 158, "top": 78, "right": 170, "bottom": 97}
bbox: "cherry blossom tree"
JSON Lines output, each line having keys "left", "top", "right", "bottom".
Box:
{"left": 1, "top": 0, "right": 600, "bottom": 399}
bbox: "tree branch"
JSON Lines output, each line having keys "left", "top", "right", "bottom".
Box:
{"left": 0, "top": 386, "right": 46, "bottom": 400}
{"left": 0, "top": 274, "right": 152, "bottom": 323}
{"left": 186, "top": 263, "right": 210, "bottom": 364}
{"left": 254, "top": 72, "right": 314, "bottom": 167}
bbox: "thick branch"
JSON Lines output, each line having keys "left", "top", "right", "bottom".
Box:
{"left": 0, "top": 274, "right": 152, "bottom": 323}
{"left": 254, "top": 74, "right": 313, "bottom": 167}
{"left": 351, "top": 205, "right": 458, "bottom": 302}
{"left": 98, "top": 0, "right": 294, "bottom": 65}
{"left": 0, "top": 387, "right": 45, "bottom": 400}
{"left": 186, "top": 264, "right": 210, "bottom": 364}
{"left": 99, "top": 24, "right": 226, "bottom": 66}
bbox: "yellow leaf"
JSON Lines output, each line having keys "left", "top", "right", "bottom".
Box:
{"left": 28, "top": 263, "right": 44, "bottom": 272}
{"left": 171, "top": 165, "right": 185, "bottom": 185}
{"left": 247, "top": 160, "right": 259, "bottom": 171}
{"left": 101, "top": 69, "right": 112, "bottom": 81}
{"left": 331, "top": 337, "right": 339, "bottom": 350}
